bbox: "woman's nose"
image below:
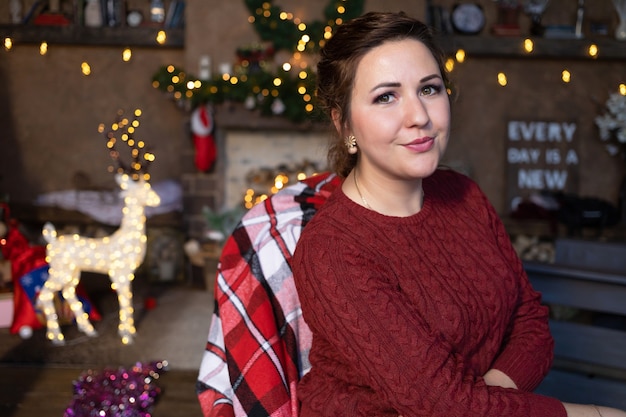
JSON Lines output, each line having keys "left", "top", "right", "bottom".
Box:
{"left": 404, "top": 96, "right": 429, "bottom": 127}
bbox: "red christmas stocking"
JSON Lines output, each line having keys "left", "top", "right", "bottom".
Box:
{"left": 191, "top": 105, "right": 217, "bottom": 172}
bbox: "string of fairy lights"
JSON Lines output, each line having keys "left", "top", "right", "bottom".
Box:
{"left": 98, "top": 108, "right": 156, "bottom": 182}
{"left": 152, "top": 24, "right": 625, "bottom": 125}
{"left": 3, "top": 29, "right": 169, "bottom": 75}
{"left": 445, "top": 38, "right": 625, "bottom": 89}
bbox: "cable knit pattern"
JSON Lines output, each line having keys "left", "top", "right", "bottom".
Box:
{"left": 291, "top": 169, "right": 566, "bottom": 417}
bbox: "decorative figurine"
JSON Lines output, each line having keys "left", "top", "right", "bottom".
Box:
{"left": 38, "top": 109, "right": 160, "bottom": 345}
{"left": 523, "top": 0, "right": 550, "bottom": 36}
{"left": 40, "top": 173, "right": 160, "bottom": 345}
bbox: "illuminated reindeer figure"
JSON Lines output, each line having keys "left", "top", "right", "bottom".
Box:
{"left": 39, "top": 109, "right": 160, "bottom": 345}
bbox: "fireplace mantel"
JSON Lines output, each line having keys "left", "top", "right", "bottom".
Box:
{"left": 213, "top": 103, "right": 330, "bottom": 132}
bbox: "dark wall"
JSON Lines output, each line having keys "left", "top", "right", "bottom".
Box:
{"left": 1, "top": 0, "right": 624, "bottom": 216}
{"left": 0, "top": 44, "right": 186, "bottom": 202}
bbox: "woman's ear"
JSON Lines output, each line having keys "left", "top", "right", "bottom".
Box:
{"left": 331, "top": 109, "right": 344, "bottom": 136}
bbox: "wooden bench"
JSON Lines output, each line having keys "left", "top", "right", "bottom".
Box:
{"left": 525, "top": 238, "right": 626, "bottom": 408}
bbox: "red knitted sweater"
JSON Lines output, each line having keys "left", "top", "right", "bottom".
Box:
{"left": 291, "top": 169, "right": 567, "bottom": 417}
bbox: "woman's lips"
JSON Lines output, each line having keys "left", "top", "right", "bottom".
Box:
{"left": 404, "top": 137, "right": 435, "bottom": 153}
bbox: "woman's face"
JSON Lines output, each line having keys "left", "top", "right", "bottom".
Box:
{"left": 347, "top": 38, "right": 450, "bottom": 182}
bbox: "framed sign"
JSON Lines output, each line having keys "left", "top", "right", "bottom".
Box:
{"left": 506, "top": 120, "right": 580, "bottom": 211}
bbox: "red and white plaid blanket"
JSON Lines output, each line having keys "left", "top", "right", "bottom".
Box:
{"left": 197, "top": 172, "right": 341, "bottom": 417}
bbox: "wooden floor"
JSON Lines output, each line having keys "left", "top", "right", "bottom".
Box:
{"left": 0, "top": 365, "right": 204, "bottom": 417}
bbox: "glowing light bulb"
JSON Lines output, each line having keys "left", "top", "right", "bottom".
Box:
{"left": 497, "top": 72, "right": 507, "bottom": 87}
{"left": 619, "top": 84, "right": 626, "bottom": 95}
{"left": 4, "top": 37, "right": 12, "bottom": 51}
{"left": 587, "top": 44, "right": 598, "bottom": 58}
{"left": 39, "top": 41, "right": 48, "bottom": 55}
{"left": 445, "top": 58, "right": 455, "bottom": 73}
{"left": 455, "top": 49, "right": 465, "bottom": 63}
{"left": 81, "top": 62, "right": 91, "bottom": 76}
{"left": 122, "top": 48, "right": 132, "bottom": 62}
{"left": 561, "top": 70, "right": 571, "bottom": 83}
{"left": 523, "top": 38, "right": 534, "bottom": 53}
{"left": 156, "top": 30, "right": 166, "bottom": 45}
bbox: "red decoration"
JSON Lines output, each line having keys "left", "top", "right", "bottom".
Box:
{"left": 190, "top": 104, "right": 217, "bottom": 172}
{"left": 0, "top": 203, "right": 100, "bottom": 337}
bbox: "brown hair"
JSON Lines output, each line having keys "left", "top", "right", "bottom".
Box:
{"left": 316, "top": 11, "right": 449, "bottom": 177}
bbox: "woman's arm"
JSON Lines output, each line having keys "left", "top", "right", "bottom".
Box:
{"left": 482, "top": 193, "right": 555, "bottom": 391}
{"left": 483, "top": 369, "right": 626, "bottom": 417}
{"left": 479, "top": 193, "right": 626, "bottom": 417}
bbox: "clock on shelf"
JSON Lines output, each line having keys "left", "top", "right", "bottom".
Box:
{"left": 126, "top": 10, "right": 144, "bottom": 27}
{"left": 450, "top": 3, "right": 486, "bottom": 35}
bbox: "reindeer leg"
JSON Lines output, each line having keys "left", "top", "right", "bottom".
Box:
{"left": 37, "top": 268, "right": 66, "bottom": 345}
{"left": 113, "top": 272, "right": 136, "bottom": 345}
{"left": 62, "top": 269, "right": 97, "bottom": 338}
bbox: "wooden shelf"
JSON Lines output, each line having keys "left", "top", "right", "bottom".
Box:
{"left": 214, "top": 102, "right": 329, "bottom": 132}
{"left": 438, "top": 35, "right": 626, "bottom": 60}
{"left": 0, "top": 25, "right": 184, "bottom": 48}
{"left": 1, "top": 25, "right": 622, "bottom": 59}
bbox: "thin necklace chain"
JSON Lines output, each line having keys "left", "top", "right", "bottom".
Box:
{"left": 353, "top": 169, "right": 371, "bottom": 209}
{"left": 353, "top": 169, "right": 426, "bottom": 212}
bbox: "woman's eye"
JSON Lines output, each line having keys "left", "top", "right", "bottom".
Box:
{"left": 375, "top": 93, "right": 394, "bottom": 104}
{"left": 421, "top": 84, "right": 442, "bottom": 96}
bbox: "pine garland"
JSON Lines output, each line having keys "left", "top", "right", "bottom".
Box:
{"left": 152, "top": 0, "right": 365, "bottom": 123}
{"left": 244, "top": 0, "right": 365, "bottom": 53}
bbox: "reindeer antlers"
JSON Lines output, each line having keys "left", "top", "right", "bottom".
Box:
{"left": 98, "top": 108, "right": 156, "bottom": 181}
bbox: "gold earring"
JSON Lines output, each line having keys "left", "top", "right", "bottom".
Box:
{"left": 345, "top": 135, "right": 357, "bottom": 151}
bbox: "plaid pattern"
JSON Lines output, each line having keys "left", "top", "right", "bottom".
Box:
{"left": 197, "top": 172, "right": 341, "bottom": 417}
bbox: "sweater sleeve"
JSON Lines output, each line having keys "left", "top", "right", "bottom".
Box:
{"left": 483, "top": 195, "right": 555, "bottom": 392}
{"left": 292, "top": 225, "right": 565, "bottom": 417}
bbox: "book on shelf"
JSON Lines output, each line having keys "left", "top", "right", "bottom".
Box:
{"left": 102, "top": 0, "right": 126, "bottom": 27}
{"left": 164, "top": 0, "right": 185, "bottom": 29}
{"left": 74, "top": 0, "right": 85, "bottom": 26}
{"left": 22, "top": 0, "right": 46, "bottom": 24}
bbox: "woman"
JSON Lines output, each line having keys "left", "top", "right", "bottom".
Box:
{"left": 291, "top": 11, "right": 626, "bottom": 417}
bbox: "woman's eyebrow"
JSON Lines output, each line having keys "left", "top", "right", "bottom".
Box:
{"left": 369, "top": 82, "right": 400, "bottom": 93}
{"left": 369, "top": 74, "right": 442, "bottom": 93}
{"left": 420, "top": 74, "right": 441, "bottom": 83}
